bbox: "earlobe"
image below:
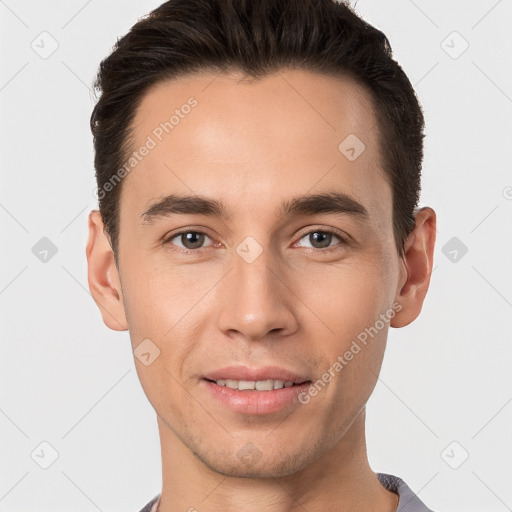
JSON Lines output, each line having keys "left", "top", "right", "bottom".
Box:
{"left": 390, "top": 207, "right": 437, "bottom": 328}
{"left": 86, "top": 210, "right": 128, "bottom": 331}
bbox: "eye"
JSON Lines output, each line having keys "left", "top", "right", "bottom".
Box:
{"left": 163, "top": 227, "right": 348, "bottom": 253}
{"left": 294, "top": 228, "right": 347, "bottom": 251}
{"left": 164, "top": 230, "right": 214, "bottom": 251}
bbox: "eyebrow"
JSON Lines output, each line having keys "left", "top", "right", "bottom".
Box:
{"left": 141, "top": 191, "right": 369, "bottom": 224}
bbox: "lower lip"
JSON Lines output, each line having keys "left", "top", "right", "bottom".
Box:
{"left": 202, "top": 379, "right": 311, "bottom": 415}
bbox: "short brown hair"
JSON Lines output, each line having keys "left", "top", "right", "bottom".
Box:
{"left": 90, "top": 0, "right": 425, "bottom": 259}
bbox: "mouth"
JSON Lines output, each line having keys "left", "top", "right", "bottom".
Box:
{"left": 204, "top": 378, "right": 306, "bottom": 391}
{"left": 201, "top": 366, "right": 312, "bottom": 414}
{"left": 202, "top": 365, "right": 311, "bottom": 384}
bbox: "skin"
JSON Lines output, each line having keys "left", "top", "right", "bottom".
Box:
{"left": 86, "top": 69, "right": 436, "bottom": 512}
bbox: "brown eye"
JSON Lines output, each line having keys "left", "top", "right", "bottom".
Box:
{"left": 166, "top": 231, "right": 213, "bottom": 250}
{"left": 308, "top": 231, "right": 333, "bottom": 249}
{"left": 295, "top": 229, "right": 347, "bottom": 251}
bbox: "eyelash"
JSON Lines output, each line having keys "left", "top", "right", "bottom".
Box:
{"left": 162, "top": 227, "right": 348, "bottom": 254}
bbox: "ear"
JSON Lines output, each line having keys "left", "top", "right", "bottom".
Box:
{"left": 86, "top": 210, "right": 128, "bottom": 331}
{"left": 390, "top": 207, "right": 437, "bottom": 328}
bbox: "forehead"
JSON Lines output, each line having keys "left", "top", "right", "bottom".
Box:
{"left": 124, "top": 69, "right": 390, "bottom": 227}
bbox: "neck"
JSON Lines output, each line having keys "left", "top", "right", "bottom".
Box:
{"left": 156, "top": 409, "right": 398, "bottom": 512}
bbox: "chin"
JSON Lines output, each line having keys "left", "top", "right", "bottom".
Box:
{"left": 192, "top": 444, "right": 317, "bottom": 479}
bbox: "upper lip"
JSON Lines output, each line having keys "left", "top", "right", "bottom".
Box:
{"left": 203, "top": 366, "right": 311, "bottom": 384}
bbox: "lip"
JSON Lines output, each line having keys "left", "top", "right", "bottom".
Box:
{"left": 202, "top": 365, "right": 310, "bottom": 384}
{"left": 201, "top": 366, "right": 312, "bottom": 415}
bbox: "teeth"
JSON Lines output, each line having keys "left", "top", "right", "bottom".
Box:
{"left": 256, "top": 380, "right": 274, "bottom": 391}
{"left": 274, "top": 380, "right": 284, "bottom": 389}
{"left": 239, "top": 380, "right": 255, "bottom": 390}
{"left": 214, "top": 379, "right": 296, "bottom": 390}
{"left": 225, "top": 379, "right": 238, "bottom": 389}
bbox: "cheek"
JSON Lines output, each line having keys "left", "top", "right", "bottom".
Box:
{"left": 120, "top": 262, "right": 202, "bottom": 417}
{"left": 300, "top": 257, "right": 392, "bottom": 396}
{"left": 120, "top": 256, "right": 199, "bottom": 334}
{"left": 301, "top": 255, "right": 392, "bottom": 339}
{"left": 120, "top": 259, "right": 211, "bottom": 384}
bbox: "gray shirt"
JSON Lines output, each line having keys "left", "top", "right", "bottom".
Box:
{"left": 137, "top": 472, "right": 435, "bottom": 511}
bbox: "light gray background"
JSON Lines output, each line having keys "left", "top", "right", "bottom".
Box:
{"left": 1, "top": 1, "right": 511, "bottom": 511}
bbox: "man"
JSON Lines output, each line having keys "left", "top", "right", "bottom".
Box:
{"left": 86, "top": 0, "right": 437, "bottom": 510}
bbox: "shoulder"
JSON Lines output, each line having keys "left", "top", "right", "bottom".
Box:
{"left": 137, "top": 494, "right": 160, "bottom": 512}
{"left": 377, "top": 473, "right": 436, "bottom": 512}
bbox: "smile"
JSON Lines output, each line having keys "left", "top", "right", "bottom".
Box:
{"left": 211, "top": 379, "right": 297, "bottom": 390}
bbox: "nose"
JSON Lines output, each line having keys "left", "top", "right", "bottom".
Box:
{"left": 216, "top": 242, "right": 299, "bottom": 342}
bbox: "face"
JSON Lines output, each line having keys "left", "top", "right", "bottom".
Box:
{"left": 95, "top": 69, "right": 412, "bottom": 478}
